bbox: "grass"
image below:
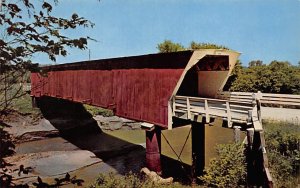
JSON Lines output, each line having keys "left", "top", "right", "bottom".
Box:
{"left": 11, "top": 93, "right": 40, "bottom": 115}
{"left": 84, "top": 104, "right": 114, "bottom": 117}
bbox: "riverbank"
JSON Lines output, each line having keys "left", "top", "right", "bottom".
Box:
{"left": 0, "top": 108, "right": 147, "bottom": 187}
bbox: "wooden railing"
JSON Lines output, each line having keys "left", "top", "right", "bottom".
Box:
{"left": 172, "top": 94, "right": 273, "bottom": 187}
{"left": 172, "top": 95, "right": 255, "bottom": 127}
{"left": 217, "top": 91, "right": 300, "bottom": 107}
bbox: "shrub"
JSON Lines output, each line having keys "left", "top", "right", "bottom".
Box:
{"left": 89, "top": 172, "right": 192, "bottom": 188}
{"left": 199, "top": 143, "right": 246, "bottom": 188}
{"left": 264, "top": 121, "right": 300, "bottom": 187}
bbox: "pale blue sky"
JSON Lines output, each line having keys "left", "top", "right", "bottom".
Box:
{"left": 34, "top": 0, "right": 300, "bottom": 66}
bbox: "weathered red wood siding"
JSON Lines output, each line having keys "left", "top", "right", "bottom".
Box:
{"left": 31, "top": 51, "right": 193, "bottom": 128}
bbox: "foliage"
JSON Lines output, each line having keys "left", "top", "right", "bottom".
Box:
{"left": 0, "top": 0, "right": 94, "bottom": 113}
{"left": 89, "top": 172, "right": 191, "bottom": 188}
{"left": 264, "top": 121, "right": 300, "bottom": 187}
{"left": 226, "top": 60, "right": 300, "bottom": 94}
{"left": 0, "top": 118, "right": 15, "bottom": 186}
{"left": 199, "top": 143, "right": 246, "bottom": 188}
{"left": 157, "top": 40, "right": 185, "bottom": 53}
{"left": 0, "top": 124, "right": 14, "bottom": 167}
{"left": 189, "top": 41, "right": 229, "bottom": 50}
{"left": 248, "top": 60, "right": 263, "bottom": 67}
{"left": 157, "top": 40, "right": 228, "bottom": 53}
{"left": 84, "top": 104, "right": 114, "bottom": 117}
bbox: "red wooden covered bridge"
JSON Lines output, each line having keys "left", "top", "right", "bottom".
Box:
{"left": 31, "top": 49, "right": 239, "bottom": 128}
{"left": 30, "top": 49, "right": 272, "bottom": 186}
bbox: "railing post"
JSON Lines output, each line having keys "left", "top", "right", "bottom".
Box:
{"left": 246, "top": 128, "right": 255, "bottom": 149}
{"left": 187, "top": 97, "right": 191, "bottom": 120}
{"left": 226, "top": 101, "right": 232, "bottom": 127}
{"left": 204, "top": 99, "right": 210, "bottom": 123}
{"left": 256, "top": 91, "right": 262, "bottom": 124}
{"left": 172, "top": 96, "right": 176, "bottom": 116}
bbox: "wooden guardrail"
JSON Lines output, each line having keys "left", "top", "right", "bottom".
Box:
{"left": 172, "top": 95, "right": 255, "bottom": 127}
{"left": 217, "top": 91, "right": 300, "bottom": 107}
{"left": 173, "top": 94, "right": 273, "bottom": 187}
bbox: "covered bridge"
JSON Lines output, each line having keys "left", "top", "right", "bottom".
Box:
{"left": 31, "top": 49, "right": 240, "bottom": 130}
{"left": 31, "top": 49, "right": 250, "bottom": 182}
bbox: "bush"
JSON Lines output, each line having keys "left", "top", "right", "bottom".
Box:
{"left": 264, "top": 121, "right": 300, "bottom": 187}
{"left": 199, "top": 143, "right": 246, "bottom": 188}
{"left": 89, "top": 172, "right": 192, "bottom": 188}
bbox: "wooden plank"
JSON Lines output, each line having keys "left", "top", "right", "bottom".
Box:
{"left": 226, "top": 101, "right": 232, "bottom": 127}
{"left": 260, "top": 100, "right": 300, "bottom": 106}
{"left": 187, "top": 97, "right": 191, "bottom": 119}
{"left": 253, "top": 119, "right": 263, "bottom": 131}
{"left": 265, "top": 168, "right": 273, "bottom": 187}
{"left": 262, "top": 93, "right": 300, "bottom": 99}
{"left": 174, "top": 109, "right": 187, "bottom": 113}
{"left": 230, "top": 109, "right": 249, "bottom": 114}
{"left": 172, "top": 97, "right": 176, "bottom": 116}
{"left": 177, "top": 95, "right": 228, "bottom": 103}
{"left": 229, "top": 104, "right": 254, "bottom": 109}
{"left": 204, "top": 99, "right": 210, "bottom": 123}
{"left": 175, "top": 103, "right": 188, "bottom": 108}
{"left": 261, "top": 97, "right": 300, "bottom": 103}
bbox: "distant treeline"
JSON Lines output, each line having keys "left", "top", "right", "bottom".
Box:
{"left": 224, "top": 60, "right": 300, "bottom": 94}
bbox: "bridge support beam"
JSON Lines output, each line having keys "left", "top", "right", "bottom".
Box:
{"left": 145, "top": 126, "right": 162, "bottom": 174}
{"left": 191, "top": 121, "right": 205, "bottom": 185}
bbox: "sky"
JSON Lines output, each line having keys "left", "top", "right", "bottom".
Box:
{"left": 34, "top": 0, "right": 300, "bottom": 66}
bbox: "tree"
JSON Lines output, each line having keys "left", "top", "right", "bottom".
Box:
{"left": 226, "top": 60, "right": 300, "bottom": 94}
{"left": 0, "top": 0, "right": 94, "bottom": 113}
{"left": 157, "top": 40, "right": 185, "bottom": 53}
{"left": 189, "top": 41, "right": 229, "bottom": 50}
{"left": 223, "top": 60, "right": 243, "bottom": 91}
{"left": 157, "top": 40, "right": 229, "bottom": 53}
{"left": 248, "top": 60, "right": 263, "bottom": 67}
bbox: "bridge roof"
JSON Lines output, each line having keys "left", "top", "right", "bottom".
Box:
{"left": 38, "top": 50, "right": 195, "bottom": 71}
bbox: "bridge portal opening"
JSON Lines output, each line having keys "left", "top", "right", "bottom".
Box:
{"left": 177, "top": 55, "right": 230, "bottom": 98}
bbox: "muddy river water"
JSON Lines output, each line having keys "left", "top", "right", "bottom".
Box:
{"left": 4, "top": 114, "right": 238, "bottom": 187}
